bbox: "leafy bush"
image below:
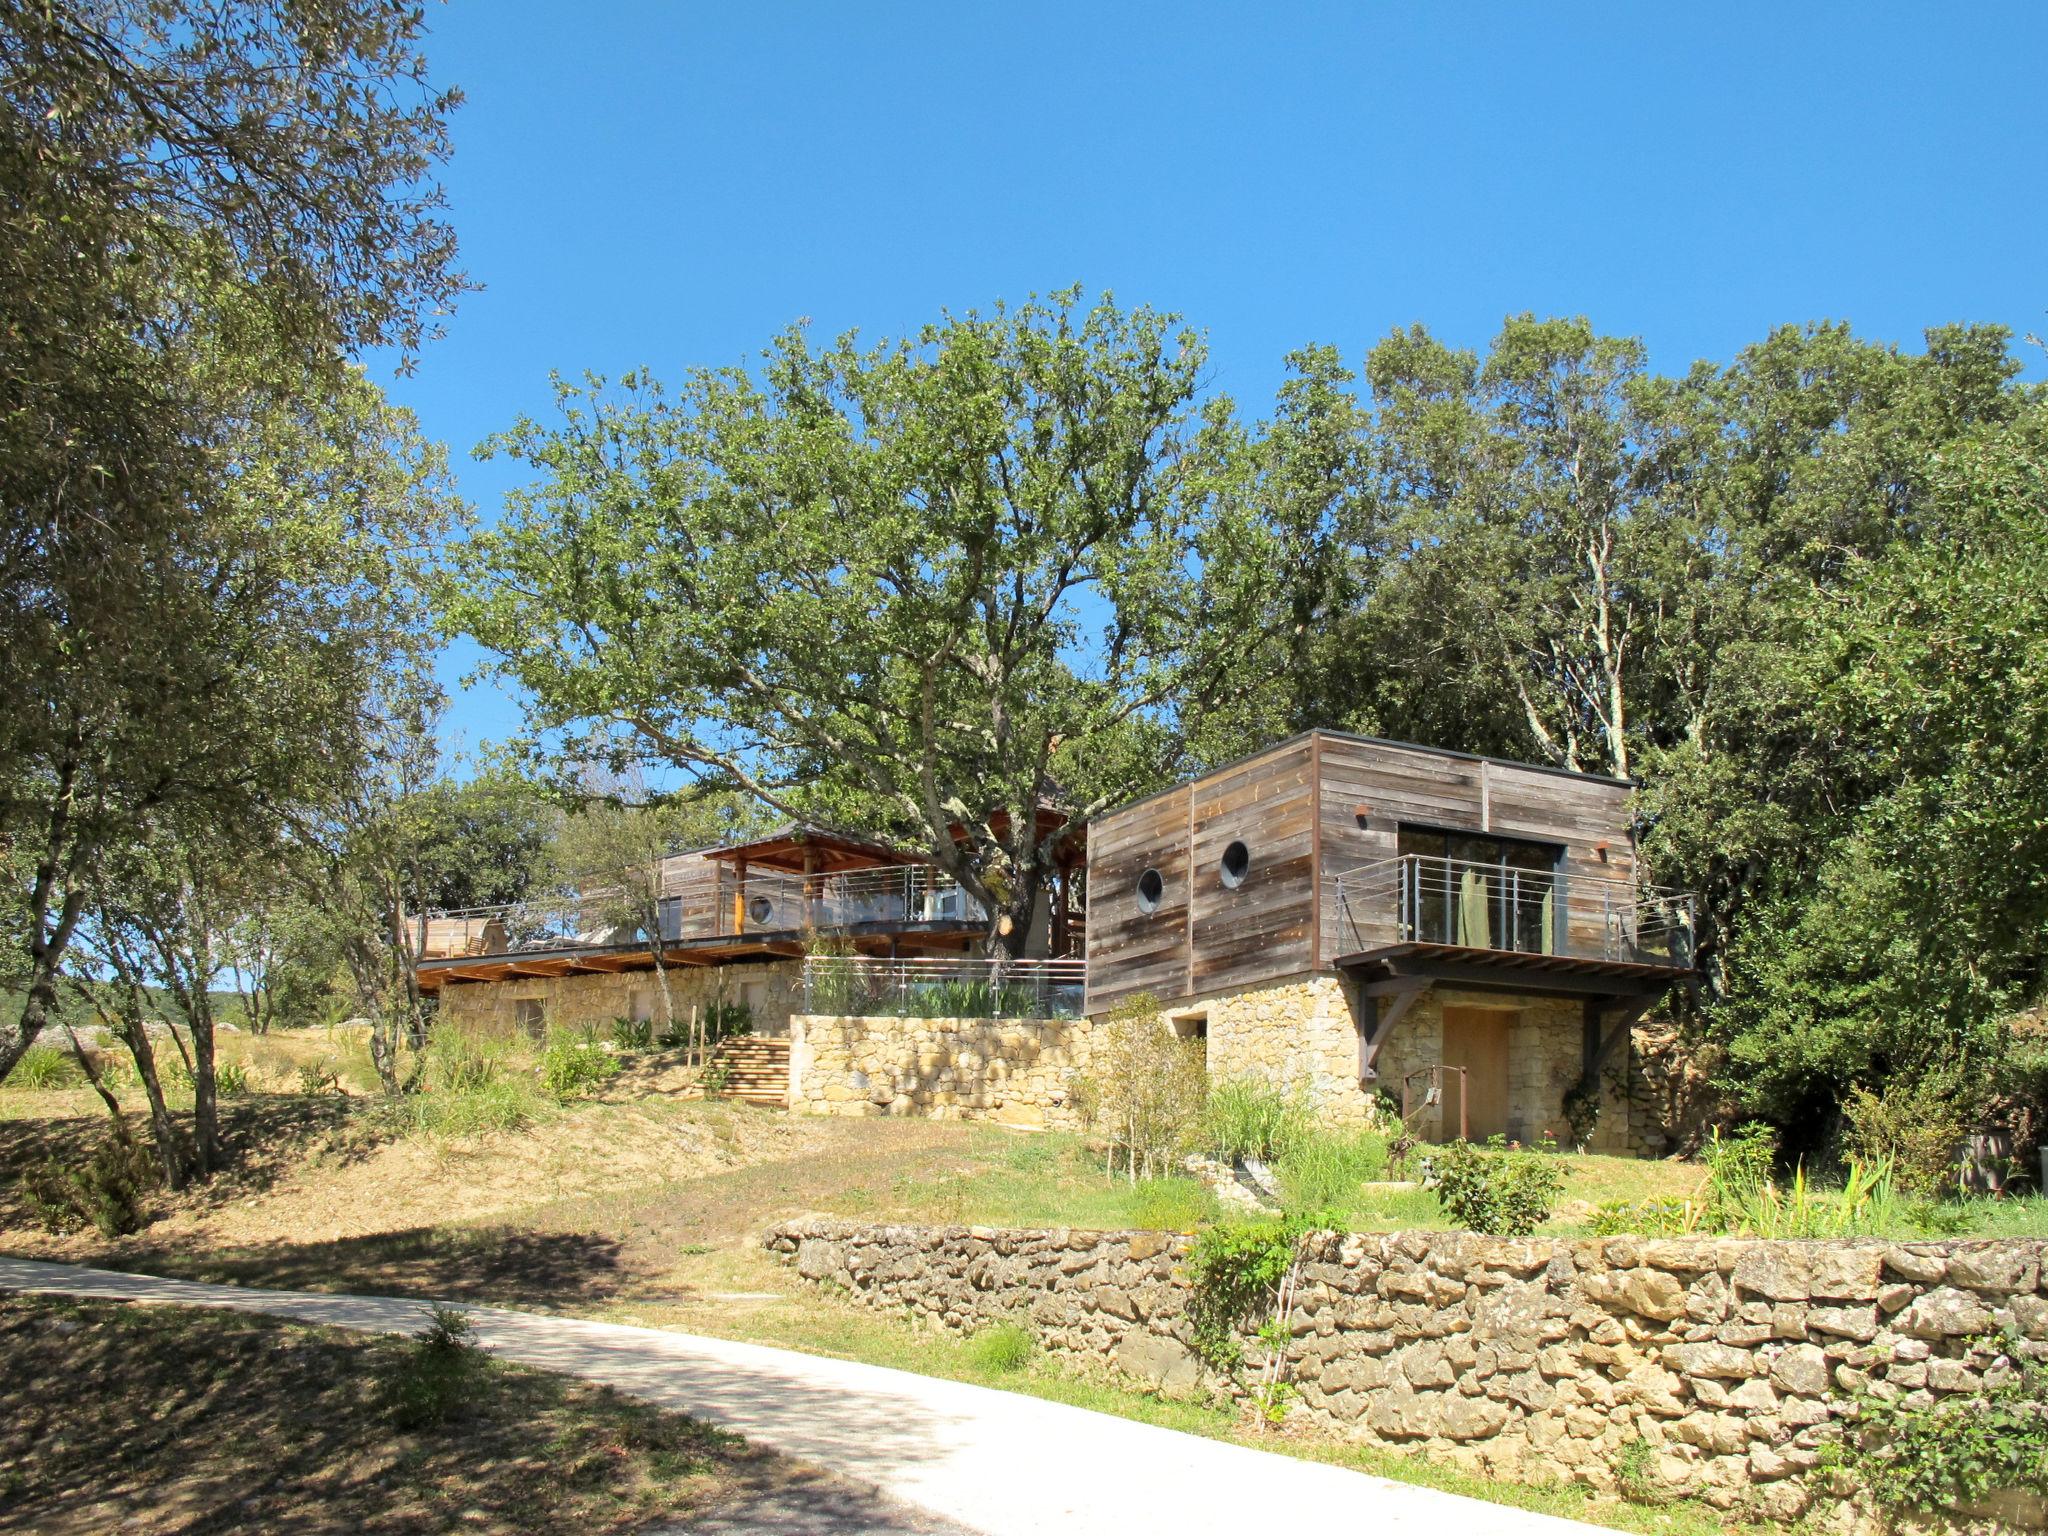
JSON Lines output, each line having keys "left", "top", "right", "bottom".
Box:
{"left": 295, "top": 1061, "right": 344, "bottom": 1096}
{"left": 1073, "top": 995, "right": 1206, "bottom": 1182}
{"left": 1590, "top": 1196, "right": 1710, "bottom": 1237}
{"left": 1274, "top": 1126, "right": 1388, "bottom": 1213}
{"left": 214, "top": 1061, "right": 250, "bottom": 1097}
{"left": 1703, "top": 1122, "right": 1777, "bottom": 1206}
{"left": 23, "top": 1138, "right": 158, "bottom": 1238}
{"left": 379, "top": 1305, "right": 489, "bottom": 1429}
{"left": 8, "top": 1044, "right": 82, "bottom": 1090}
{"left": 1843, "top": 1078, "right": 1969, "bottom": 1199}
{"left": 1827, "top": 1328, "right": 2048, "bottom": 1514}
{"left": 968, "top": 1322, "right": 1035, "bottom": 1374}
{"left": 1183, "top": 1214, "right": 1304, "bottom": 1371}
{"left": 704, "top": 1001, "right": 753, "bottom": 1040}
{"left": 1204, "top": 1076, "right": 1308, "bottom": 1163}
{"left": 610, "top": 1014, "right": 655, "bottom": 1052}
{"left": 1425, "top": 1139, "right": 1564, "bottom": 1236}
{"left": 539, "top": 1031, "right": 618, "bottom": 1102}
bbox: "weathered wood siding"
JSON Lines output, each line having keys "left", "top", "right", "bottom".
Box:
{"left": 1085, "top": 737, "right": 1315, "bottom": 1013}
{"left": 1314, "top": 735, "right": 1635, "bottom": 962}
{"left": 1086, "top": 732, "right": 1643, "bottom": 1010}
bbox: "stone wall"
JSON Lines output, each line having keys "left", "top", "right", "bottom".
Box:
{"left": 788, "top": 1013, "right": 1093, "bottom": 1128}
{"left": 1175, "top": 973, "right": 1650, "bottom": 1154}
{"left": 768, "top": 1218, "right": 2048, "bottom": 1525}
{"left": 435, "top": 959, "right": 802, "bottom": 1038}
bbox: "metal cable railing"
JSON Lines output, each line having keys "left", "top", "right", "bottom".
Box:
{"left": 800, "top": 956, "right": 1086, "bottom": 1019}
{"left": 1330, "top": 854, "right": 1695, "bottom": 968}
{"left": 422, "top": 864, "right": 985, "bottom": 958}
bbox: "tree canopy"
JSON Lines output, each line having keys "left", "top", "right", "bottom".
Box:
{"left": 454, "top": 290, "right": 1289, "bottom": 954}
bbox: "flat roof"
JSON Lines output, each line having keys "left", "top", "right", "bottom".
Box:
{"left": 1094, "top": 728, "right": 1636, "bottom": 825}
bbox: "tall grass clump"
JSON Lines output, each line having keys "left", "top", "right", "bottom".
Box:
{"left": 1275, "top": 1126, "right": 1389, "bottom": 1213}
{"left": 8, "top": 1044, "right": 82, "bottom": 1090}
{"left": 1203, "top": 1076, "right": 1309, "bottom": 1163}
{"left": 399, "top": 1026, "right": 548, "bottom": 1138}
{"left": 967, "top": 1321, "right": 1036, "bottom": 1374}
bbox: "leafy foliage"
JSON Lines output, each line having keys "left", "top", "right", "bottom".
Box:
{"left": 538, "top": 1032, "right": 619, "bottom": 1103}
{"left": 1424, "top": 1139, "right": 1565, "bottom": 1237}
{"left": 23, "top": 1137, "right": 159, "bottom": 1238}
{"left": 1828, "top": 1330, "right": 2048, "bottom": 1514}
{"left": 454, "top": 289, "right": 1290, "bottom": 955}
{"left": 1075, "top": 996, "right": 1207, "bottom": 1183}
{"left": 379, "top": 1306, "right": 489, "bottom": 1431}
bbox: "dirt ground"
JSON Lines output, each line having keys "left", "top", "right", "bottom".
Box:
{"left": 0, "top": 1292, "right": 765, "bottom": 1535}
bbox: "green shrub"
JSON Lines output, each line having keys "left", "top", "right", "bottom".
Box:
{"left": 1274, "top": 1126, "right": 1387, "bottom": 1213}
{"left": 379, "top": 1305, "right": 488, "bottom": 1429}
{"left": 968, "top": 1321, "right": 1035, "bottom": 1374}
{"left": 1425, "top": 1139, "right": 1564, "bottom": 1236}
{"left": 610, "top": 1014, "right": 655, "bottom": 1052}
{"left": 704, "top": 1001, "right": 753, "bottom": 1040}
{"left": 1073, "top": 995, "right": 1206, "bottom": 1182}
{"left": 23, "top": 1138, "right": 158, "bottom": 1238}
{"left": 1204, "top": 1076, "right": 1308, "bottom": 1163}
{"left": 296, "top": 1061, "right": 344, "bottom": 1096}
{"left": 8, "top": 1044, "right": 82, "bottom": 1090}
{"left": 1827, "top": 1328, "right": 2048, "bottom": 1514}
{"left": 214, "top": 1061, "right": 250, "bottom": 1097}
{"left": 538, "top": 1031, "right": 618, "bottom": 1101}
{"left": 1842, "top": 1078, "right": 1969, "bottom": 1200}
{"left": 1181, "top": 1209, "right": 1331, "bottom": 1373}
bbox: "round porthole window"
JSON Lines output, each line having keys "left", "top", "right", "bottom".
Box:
{"left": 1136, "top": 867, "right": 1164, "bottom": 914}
{"left": 747, "top": 895, "right": 775, "bottom": 925}
{"left": 1220, "top": 840, "right": 1250, "bottom": 889}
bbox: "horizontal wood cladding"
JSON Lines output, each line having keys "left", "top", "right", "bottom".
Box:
{"left": 1087, "top": 732, "right": 1643, "bottom": 1009}
{"left": 1086, "top": 738, "right": 1314, "bottom": 1011}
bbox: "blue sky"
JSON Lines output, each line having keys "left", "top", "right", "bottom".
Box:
{"left": 399, "top": 2, "right": 2048, "bottom": 765}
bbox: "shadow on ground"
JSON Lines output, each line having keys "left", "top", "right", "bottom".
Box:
{"left": 100, "top": 1223, "right": 657, "bottom": 1306}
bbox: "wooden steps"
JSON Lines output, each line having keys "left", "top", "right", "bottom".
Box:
{"left": 707, "top": 1036, "right": 790, "bottom": 1108}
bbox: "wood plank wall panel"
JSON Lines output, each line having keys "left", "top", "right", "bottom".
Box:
{"left": 1188, "top": 738, "right": 1315, "bottom": 996}
{"left": 1086, "top": 731, "right": 1646, "bottom": 1009}
{"left": 1085, "top": 783, "right": 1194, "bottom": 1012}
{"left": 1085, "top": 738, "right": 1315, "bottom": 1012}
{"left": 1311, "top": 734, "right": 1638, "bottom": 964}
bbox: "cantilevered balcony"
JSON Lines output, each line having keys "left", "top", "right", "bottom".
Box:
{"left": 1330, "top": 853, "right": 1696, "bottom": 991}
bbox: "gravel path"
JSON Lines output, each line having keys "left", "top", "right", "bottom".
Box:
{"left": 0, "top": 1256, "right": 1606, "bottom": 1535}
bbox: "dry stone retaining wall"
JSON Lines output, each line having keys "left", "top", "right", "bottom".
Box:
{"left": 767, "top": 1218, "right": 2048, "bottom": 1525}
{"left": 788, "top": 1014, "right": 1092, "bottom": 1128}
{"left": 437, "top": 959, "right": 801, "bottom": 1038}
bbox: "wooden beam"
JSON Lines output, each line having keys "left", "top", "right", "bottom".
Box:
{"left": 1356, "top": 954, "right": 1677, "bottom": 1001}
{"left": 1358, "top": 977, "right": 1429, "bottom": 1084}
{"left": 1582, "top": 993, "right": 1659, "bottom": 1081}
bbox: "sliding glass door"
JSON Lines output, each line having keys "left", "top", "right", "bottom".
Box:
{"left": 1395, "top": 827, "right": 1563, "bottom": 955}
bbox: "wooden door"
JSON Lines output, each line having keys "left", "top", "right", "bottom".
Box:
{"left": 1440, "top": 1006, "right": 1511, "bottom": 1142}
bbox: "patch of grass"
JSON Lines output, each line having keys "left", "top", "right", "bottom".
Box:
{"left": 6, "top": 1044, "right": 82, "bottom": 1091}
{"left": 967, "top": 1320, "right": 1035, "bottom": 1373}
{"left": 0, "top": 1292, "right": 760, "bottom": 1535}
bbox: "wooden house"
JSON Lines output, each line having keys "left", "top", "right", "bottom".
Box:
{"left": 1084, "top": 730, "right": 1695, "bottom": 1150}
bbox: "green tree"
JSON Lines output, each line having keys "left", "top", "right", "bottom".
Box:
{"left": 1650, "top": 399, "right": 2048, "bottom": 1122}
{"left": 455, "top": 290, "right": 1281, "bottom": 956}
{"left": 1, "top": 0, "right": 464, "bottom": 1081}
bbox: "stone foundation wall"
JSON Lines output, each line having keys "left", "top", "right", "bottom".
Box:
{"left": 435, "top": 960, "right": 802, "bottom": 1038}
{"left": 788, "top": 1013, "right": 1093, "bottom": 1128}
{"left": 769, "top": 1218, "right": 2048, "bottom": 1525}
{"left": 1179, "top": 974, "right": 1650, "bottom": 1154}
